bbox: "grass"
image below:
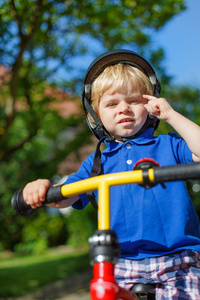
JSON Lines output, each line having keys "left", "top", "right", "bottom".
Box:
{"left": 0, "top": 246, "right": 90, "bottom": 298}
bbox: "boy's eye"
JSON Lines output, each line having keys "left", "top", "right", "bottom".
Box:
{"left": 107, "top": 102, "right": 117, "bottom": 107}
{"left": 130, "top": 98, "right": 141, "bottom": 104}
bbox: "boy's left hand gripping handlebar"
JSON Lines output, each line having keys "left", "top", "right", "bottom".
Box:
{"left": 11, "top": 185, "right": 63, "bottom": 216}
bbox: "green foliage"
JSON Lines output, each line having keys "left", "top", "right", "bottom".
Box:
{"left": 66, "top": 203, "right": 97, "bottom": 247}
{"left": 0, "top": 249, "right": 89, "bottom": 297}
{"left": 14, "top": 210, "right": 68, "bottom": 254}
{"left": 186, "top": 181, "right": 200, "bottom": 221}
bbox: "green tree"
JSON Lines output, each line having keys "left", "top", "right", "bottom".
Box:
{"left": 1, "top": 0, "right": 194, "bottom": 252}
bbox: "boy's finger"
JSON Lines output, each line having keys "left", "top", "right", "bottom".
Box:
{"left": 38, "top": 185, "right": 48, "bottom": 201}
{"left": 143, "top": 94, "right": 156, "bottom": 101}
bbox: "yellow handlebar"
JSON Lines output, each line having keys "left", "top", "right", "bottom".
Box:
{"left": 59, "top": 162, "right": 200, "bottom": 230}
{"left": 12, "top": 161, "right": 200, "bottom": 219}
{"left": 61, "top": 169, "right": 153, "bottom": 230}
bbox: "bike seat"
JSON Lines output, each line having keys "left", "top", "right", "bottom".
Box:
{"left": 131, "top": 283, "right": 156, "bottom": 294}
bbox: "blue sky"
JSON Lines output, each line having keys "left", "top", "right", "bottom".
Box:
{"left": 155, "top": 0, "right": 200, "bottom": 87}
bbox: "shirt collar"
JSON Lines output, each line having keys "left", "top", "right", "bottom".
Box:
{"left": 103, "top": 128, "right": 157, "bottom": 153}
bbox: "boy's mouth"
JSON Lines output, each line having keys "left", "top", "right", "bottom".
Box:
{"left": 118, "top": 118, "right": 134, "bottom": 124}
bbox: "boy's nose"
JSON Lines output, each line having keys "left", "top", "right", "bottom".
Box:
{"left": 119, "top": 101, "right": 131, "bottom": 113}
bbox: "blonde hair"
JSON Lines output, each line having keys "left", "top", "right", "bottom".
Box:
{"left": 91, "top": 63, "right": 153, "bottom": 118}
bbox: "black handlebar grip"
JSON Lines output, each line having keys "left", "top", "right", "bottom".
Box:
{"left": 11, "top": 188, "right": 35, "bottom": 216}
{"left": 11, "top": 185, "right": 64, "bottom": 217}
{"left": 153, "top": 162, "right": 200, "bottom": 184}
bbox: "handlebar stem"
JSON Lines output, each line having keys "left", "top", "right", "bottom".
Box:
{"left": 61, "top": 170, "right": 144, "bottom": 230}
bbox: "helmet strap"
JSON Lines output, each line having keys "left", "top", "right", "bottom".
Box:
{"left": 84, "top": 96, "right": 115, "bottom": 142}
{"left": 88, "top": 136, "right": 106, "bottom": 210}
{"left": 83, "top": 96, "right": 101, "bottom": 128}
{"left": 90, "top": 136, "right": 106, "bottom": 178}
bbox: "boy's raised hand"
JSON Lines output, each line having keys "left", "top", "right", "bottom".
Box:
{"left": 143, "top": 94, "right": 200, "bottom": 162}
{"left": 23, "top": 179, "right": 52, "bottom": 209}
{"left": 143, "top": 95, "right": 174, "bottom": 123}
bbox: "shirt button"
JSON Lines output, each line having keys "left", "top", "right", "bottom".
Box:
{"left": 127, "top": 159, "right": 132, "bottom": 165}
{"left": 126, "top": 143, "right": 131, "bottom": 149}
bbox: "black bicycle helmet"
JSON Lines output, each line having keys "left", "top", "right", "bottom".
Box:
{"left": 82, "top": 49, "right": 161, "bottom": 142}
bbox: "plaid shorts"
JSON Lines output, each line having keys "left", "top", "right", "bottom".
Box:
{"left": 115, "top": 250, "right": 200, "bottom": 300}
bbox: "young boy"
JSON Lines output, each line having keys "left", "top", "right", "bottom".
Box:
{"left": 22, "top": 50, "right": 200, "bottom": 299}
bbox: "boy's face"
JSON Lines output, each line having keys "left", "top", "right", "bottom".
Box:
{"left": 98, "top": 89, "right": 148, "bottom": 139}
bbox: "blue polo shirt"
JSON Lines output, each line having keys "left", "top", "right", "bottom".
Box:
{"left": 64, "top": 128, "right": 200, "bottom": 259}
